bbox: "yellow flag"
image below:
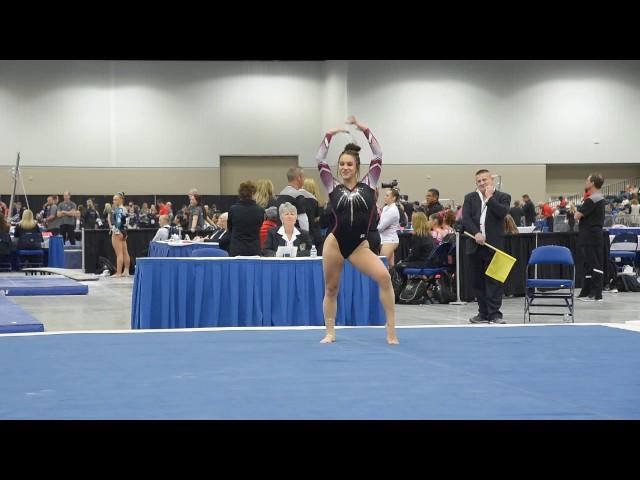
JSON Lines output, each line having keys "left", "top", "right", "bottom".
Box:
{"left": 485, "top": 249, "right": 517, "bottom": 283}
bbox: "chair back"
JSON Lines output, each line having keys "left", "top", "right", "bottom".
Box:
{"left": 191, "top": 247, "right": 228, "bottom": 258}
{"left": 528, "top": 245, "right": 574, "bottom": 266}
{"left": 610, "top": 233, "right": 638, "bottom": 251}
{"left": 426, "top": 241, "right": 453, "bottom": 268}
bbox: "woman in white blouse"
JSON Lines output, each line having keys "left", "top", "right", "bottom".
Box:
{"left": 262, "top": 202, "right": 312, "bottom": 256}
{"left": 378, "top": 188, "right": 402, "bottom": 268}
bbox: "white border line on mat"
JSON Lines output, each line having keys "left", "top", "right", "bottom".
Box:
{"left": 0, "top": 322, "right": 632, "bottom": 338}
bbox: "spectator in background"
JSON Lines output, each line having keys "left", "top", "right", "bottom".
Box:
{"left": 422, "top": 188, "right": 444, "bottom": 218}
{"left": 509, "top": 200, "right": 524, "bottom": 227}
{"left": 188, "top": 194, "right": 204, "bottom": 233}
{"left": 10, "top": 201, "right": 25, "bottom": 221}
{"left": 302, "top": 178, "right": 324, "bottom": 254}
{"left": 0, "top": 197, "right": 8, "bottom": 218}
{"left": 84, "top": 199, "right": 99, "bottom": 230}
{"left": 166, "top": 202, "right": 174, "bottom": 223}
{"left": 576, "top": 173, "right": 606, "bottom": 302}
{"left": 276, "top": 167, "right": 309, "bottom": 233}
{"left": 46, "top": 195, "right": 62, "bottom": 237}
{"left": 206, "top": 212, "right": 230, "bottom": 252}
{"left": 138, "top": 203, "right": 151, "bottom": 228}
{"left": 57, "top": 192, "right": 78, "bottom": 245}
{"left": 400, "top": 195, "right": 414, "bottom": 223}
{"left": 260, "top": 206, "right": 279, "bottom": 249}
{"left": 0, "top": 212, "right": 11, "bottom": 257}
{"left": 148, "top": 204, "right": 158, "bottom": 227}
{"left": 175, "top": 206, "right": 189, "bottom": 231}
{"left": 567, "top": 202, "right": 577, "bottom": 231}
{"left": 430, "top": 211, "right": 455, "bottom": 245}
{"left": 393, "top": 211, "right": 435, "bottom": 288}
{"left": 378, "top": 188, "right": 401, "bottom": 268}
{"left": 538, "top": 201, "right": 554, "bottom": 232}
{"left": 102, "top": 203, "right": 113, "bottom": 230}
{"left": 504, "top": 214, "right": 519, "bottom": 234}
{"left": 151, "top": 215, "right": 173, "bottom": 242}
{"left": 256, "top": 179, "right": 278, "bottom": 211}
{"left": 228, "top": 181, "right": 264, "bottom": 256}
{"left": 521, "top": 194, "right": 536, "bottom": 226}
{"left": 557, "top": 195, "right": 568, "bottom": 213}
{"left": 13, "top": 209, "right": 43, "bottom": 250}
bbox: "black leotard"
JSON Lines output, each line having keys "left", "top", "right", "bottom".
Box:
{"left": 316, "top": 128, "right": 382, "bottom": 259}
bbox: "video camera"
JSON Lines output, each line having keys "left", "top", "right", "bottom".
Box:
{"left": 381, "top": 179, "right": 398, "bottom": 189}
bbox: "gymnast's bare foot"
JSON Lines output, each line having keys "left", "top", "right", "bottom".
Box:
{"left": 320, "top": 332, "right": 336, "bottom": 343}
{"left": 386, "top": 326, "right": 400, "bottom": 345}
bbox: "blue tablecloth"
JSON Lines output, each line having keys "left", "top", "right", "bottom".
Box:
{"left": 148, "top": 241, "right": 219, "bottom": 257}
{"left": 608, "top": 228, "right": 640, "bottom": 236}
{"left": 131, "top": 257, "right": 386, "bottom": 328}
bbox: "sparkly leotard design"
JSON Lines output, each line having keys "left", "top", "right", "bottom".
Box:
{"left": 316, "top": 128, "right": 382, "bottom": 259}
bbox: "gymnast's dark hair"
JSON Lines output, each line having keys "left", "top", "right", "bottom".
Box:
{"left": 340, "top": 143, "right": 361, "bottom": 167}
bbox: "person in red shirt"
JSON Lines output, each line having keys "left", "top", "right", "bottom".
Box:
{"left": 158, "top": 202, "right": 169, "bottom": 216}
{"left": 538, "top": 201, "right": 555, "bottom": 232}
{"left": 558, "top": 196, "right": 567, "bottom": 209}
{"left": 259, "top": 207, "right": 279, "bottom": 249}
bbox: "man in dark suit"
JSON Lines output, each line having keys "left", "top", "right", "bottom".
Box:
{"left": 463, "top": 169, "right": 511, "bottom": 324}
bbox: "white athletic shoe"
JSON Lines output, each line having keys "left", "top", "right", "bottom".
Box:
{"left": 578, "top": 297, "right": 603, "bottom": 302}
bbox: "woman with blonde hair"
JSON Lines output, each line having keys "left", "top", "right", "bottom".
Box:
{"left": 110, "top": 192, "right": 131, "bottom": 277}
{"left": 13, "top": 209, "right": 43, "bottom": 251}
{"left": 393, "top": 212, "right": 435, "bottom": 286}
{"left": 255, "top": 179, "right": 277, "bottom": 210}
{"left": 504, "top": 214, "right": 519, "bottom": 235}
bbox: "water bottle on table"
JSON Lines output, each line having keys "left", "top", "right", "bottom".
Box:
{"left": 310, "top": 245, "right": 317, "bottom": 258}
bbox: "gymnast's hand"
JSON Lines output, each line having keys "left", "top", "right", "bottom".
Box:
{"left": 327, "top": 127, "right": 349, "bottom": 136}
{"left": 346, "top": 115, "right": 367, "bottom": 132}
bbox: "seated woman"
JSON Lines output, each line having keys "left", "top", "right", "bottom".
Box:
{"left": 260, "top": 206, "right": 279, "bottom": 249}
{"left": 504, "top": 214, "right": 519, "bottom": 234}
{"left": 262, "top": 202, "right": 312, "bottom": 257}
{"left": 392, "top": 211, "right": 435, "bottom": 284}
{"left": 430, "top": 210, "right": 456, "bottom": 245}
{"left": 0, "top": 212, "right": 12, "bottom": 257}
{"left": 204, "top": 212, "right": 230, "bottom": 252}
{"left": 13, "top": 209, "right": 43, "bottom": 250}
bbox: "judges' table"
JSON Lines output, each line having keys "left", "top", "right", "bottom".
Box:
{"left": 131, "top": 257, "right": 386, "bottom": 329}
{"left": 148, "top": 241, "right": 219, "bottom": 257}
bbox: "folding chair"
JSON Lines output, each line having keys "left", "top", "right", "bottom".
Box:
{"left": 18, "top": 249, "right": 45, "bottom": 269}
{"left": 524, "top": 245, "right": 575, "bottom": 323}
{"left": 403, "top": 241, "right": 456, "bottom": 304}
{"left": 191, "top": 247, "right": 229, "bottom": 257}
{"left": 609, "top": 233, "right": 638, "bottom": 274}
